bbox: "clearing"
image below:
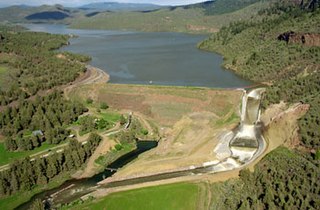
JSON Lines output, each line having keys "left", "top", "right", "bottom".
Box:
{"left": 0, "top": 142, "right": 63, "bottom": 166}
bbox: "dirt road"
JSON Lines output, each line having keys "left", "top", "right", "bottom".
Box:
{"left": 78, "top": 135, "right": 116, "bottom": 178}
{"left": 64, "top": 65, "right": 109, "bottom": 100}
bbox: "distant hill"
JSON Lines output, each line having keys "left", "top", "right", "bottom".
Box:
{"left": 177, "top": 0, "right": 263, "bottom": 15}
{"left": 25, "top": 11, "right": 70, "bottom": 20}
{"left": 0, "top": 4, "right": 83, "bottom": 23}
{"left": 0, "top": 0, "right": 273, "bottom": 33}
{"left": 79, "top": 2, "right": 163, "bottom": 12}
{"left": 71, "top": 0, "right": 271, "bottom": 33}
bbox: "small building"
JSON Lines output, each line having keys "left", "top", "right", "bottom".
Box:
{"left": 32, "top": 130, "right": 44, "bottom": 136}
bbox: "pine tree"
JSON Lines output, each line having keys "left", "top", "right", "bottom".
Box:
{"left": 10, "top": 171, "right": 19, "bottom": 193}
{"left": 29, "top": 199, "right": 45, "bottom": 210}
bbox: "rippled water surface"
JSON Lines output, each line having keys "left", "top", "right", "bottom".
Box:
{"left": 25, "top": 24, "right": 253, "bottom": 88}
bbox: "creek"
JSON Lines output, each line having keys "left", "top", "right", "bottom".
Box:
{"left": 16, "top": 141, "right": 158, "bottom": 209}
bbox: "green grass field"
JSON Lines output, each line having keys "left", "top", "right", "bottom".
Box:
{"left": 99, "top": 111, "right": 121, "bottom": 124}
{"left": 0, "top": 142, "right": 60, "bottom": 166}
{"left": 72, "top": 182, "right": 201, "bottom": 210}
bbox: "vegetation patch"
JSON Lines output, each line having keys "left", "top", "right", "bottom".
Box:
{"left": 99, "top": 112, "right": 121, "bottom": 124}
{"left": 95, "top": 142, "right": 136, "bottom": 167}
{"left": 75, "top": 111, "right": 121, "bottom": 136}
{"left": 215, "top": 111, "right": 240, "bottom": 126}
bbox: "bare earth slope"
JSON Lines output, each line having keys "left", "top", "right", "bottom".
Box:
{"left": 70, "top": 83, "right": 242, "bottom": 180}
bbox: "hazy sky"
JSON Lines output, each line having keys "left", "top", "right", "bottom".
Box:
{"left": 0, "top": 0, "right": 208, "bottom": 7}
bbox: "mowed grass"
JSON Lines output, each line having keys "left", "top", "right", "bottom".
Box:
{"left": 73, "top": 183, "right": 201, "bottom": 210}
{"left": 0, "top": 142, "right": 58, "bottom": 166}
{"left": 99, "top": 111, "right": 121, "bottom": 124}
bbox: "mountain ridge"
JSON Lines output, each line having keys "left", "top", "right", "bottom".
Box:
{"left": 79, "top": 2, "right": 163, "bottom": 12}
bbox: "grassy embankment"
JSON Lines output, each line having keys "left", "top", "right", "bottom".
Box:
{"left": 69, "top": 182, "right": 203, "bottom": 210}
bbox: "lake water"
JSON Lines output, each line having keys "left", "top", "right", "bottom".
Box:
{"left": 24, "top": 24, "right": 253, "bottom": 88}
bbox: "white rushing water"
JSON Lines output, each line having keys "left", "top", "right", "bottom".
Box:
{"left": 212, "top": 88, "right": 266, "bottom": 169}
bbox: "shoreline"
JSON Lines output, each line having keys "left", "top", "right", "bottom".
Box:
{"left": 63, "top": 64, "right": 110, "bottom": 99}
{"left": 69, "top": 64, "right": 255, "bottom": 91}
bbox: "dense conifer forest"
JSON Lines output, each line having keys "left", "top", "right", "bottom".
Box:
{"left": 0, "top": 26, "right": 89, "bottom": 105}
{"left": 0, "top": 25, "right": 99, "bottom": 201}
{"left": 1, "top": 91, "right": 87, "bottom": 151}
{"left": 0, "top": 133, "right": 101, "bottom": 196}
{"left": 211, "top": 147, "right": 320, "bottom": 209}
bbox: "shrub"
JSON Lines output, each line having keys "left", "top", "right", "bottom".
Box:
{"left": 100, "top": 102, "right": 109, "bottom": 110}
{"left": 86, "top": 98, "right": 93, "bottom": 104}
{"left": 114, "top": 144, "right": 123, "bottom": 151}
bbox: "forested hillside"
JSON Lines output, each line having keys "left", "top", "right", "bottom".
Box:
{"left": 1, "top": 91, "right": 87, "bottom": 151}
{"left": 0, "top": 27, "right": 89, "bottom": 105}
{"left": 199, "top": 1, "right": 320, "bottom": 209}
{"left": 211, "top": 147, "right": 320, "bottom": 209}
{"left": 0, "top": 133, "right": 101, "bottom": 196}
{"left": 70, "top": 0, "right": 270, "bottom": 33}
{"left": 183, "top": 0, "right": 263, "bottom": 15}
{"left": 0, "top": 26, "right": 91, "bottom": 149}
{"left": 0, "top": 25, "right": 101, "bottom": 208}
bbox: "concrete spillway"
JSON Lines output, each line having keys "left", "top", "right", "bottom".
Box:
{"left": 213, "top": 88, "right": 266, "bottom": 169}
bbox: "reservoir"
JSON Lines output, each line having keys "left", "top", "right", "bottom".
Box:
{"left": 24, "top": 24, "right": 253, "bottom": 88}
